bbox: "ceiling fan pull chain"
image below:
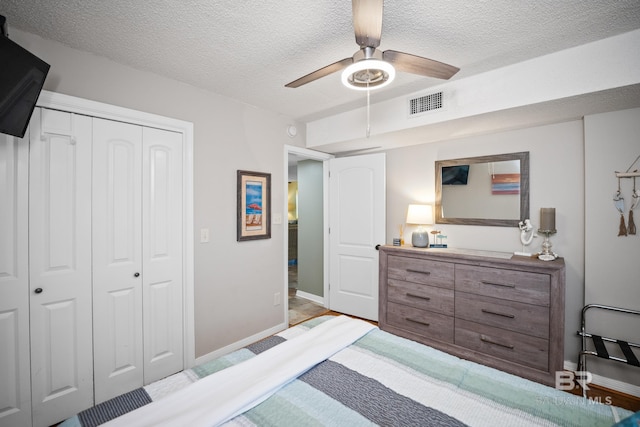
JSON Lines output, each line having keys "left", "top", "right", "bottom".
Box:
{"left": 366, "top": 83, "right": 371, "bottom": 138}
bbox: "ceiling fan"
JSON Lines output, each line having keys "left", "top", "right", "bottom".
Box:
{"left": 285, "top": 0, "right": 459, "bottom": 90}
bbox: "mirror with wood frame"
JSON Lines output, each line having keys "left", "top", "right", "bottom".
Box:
{"left": 435, "top": 152, "right": 529, "bottom": 227}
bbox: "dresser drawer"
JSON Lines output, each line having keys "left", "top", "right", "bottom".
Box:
{"left": 455, "top": 319, "right": 549, "bottom": 371}
{"left": 388, "top": 278, "right": 454, "bottom": 315}
{"left": 388, "top": 255, "right": 454, "bottom": 289}
{"left": 387, "top": 301, "right": 454, "bottom": 343}
{"left": 455, "top": 264, "right": 550, "bottom": 306}
{"left": 455, "top": 292, "right": 549, "bottom": 339}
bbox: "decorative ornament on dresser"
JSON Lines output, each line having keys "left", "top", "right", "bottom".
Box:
{"left": 514, "top": 219, "right": 536, "bottom": 256}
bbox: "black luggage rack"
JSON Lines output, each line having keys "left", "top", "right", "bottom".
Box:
{"left": 577, "top": 304, "right": 640, "bottom": 397}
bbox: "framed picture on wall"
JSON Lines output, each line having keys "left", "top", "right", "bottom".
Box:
{"left": 237, "top": 170, "right": 271, "bottom": 241}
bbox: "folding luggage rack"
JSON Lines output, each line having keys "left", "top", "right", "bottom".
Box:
{"left": 577, "top": 304, "right": 640, "bottom": 397}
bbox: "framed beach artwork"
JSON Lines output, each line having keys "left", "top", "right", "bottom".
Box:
{"left": 237, "top": 170, "right": 271, "bottom": 241}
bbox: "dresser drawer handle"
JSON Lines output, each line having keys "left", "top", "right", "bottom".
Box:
{"left": 406, "top": 318, "right": 430, "bottom": 327}
{"left": 481, "top": 308, "right": 515, "bottom": 319}
{"left": 480, "top": 280, "right": 515, "bottom": 288}
{"left": 406, "top": 292, "right": 431, "bottom": 301}
{"left": 407, "top": 269, "right": 431, "bottom": 276}
{"left": 480, "top": 334, "right": 514, "bottom": 349}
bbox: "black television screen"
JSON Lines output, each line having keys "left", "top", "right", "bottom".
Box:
{"left": 0, "top": 31, "right": 50, "bottom": 138}
{"left": 441, "top": 165, "right": 470, "bottom": 185}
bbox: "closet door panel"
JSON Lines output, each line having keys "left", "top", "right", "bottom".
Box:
{"left": 92, "top": 118, "right": 144, "bottom": 404}
{"left": 29, "top": 109, "right": 94, "bottom": 427}
{"left": 0, "top": 134, "right": 31, "bottom": 427}
{"left": 142, "top": 128, "right": 183, "bottom": 384}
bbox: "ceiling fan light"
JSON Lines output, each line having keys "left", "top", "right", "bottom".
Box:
{"left": 341, "top": 59, "right": 395, "bottom": 91}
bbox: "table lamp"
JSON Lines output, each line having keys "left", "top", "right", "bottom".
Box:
{"left": 406, "top": 204, "right": 433, "bottom": 248}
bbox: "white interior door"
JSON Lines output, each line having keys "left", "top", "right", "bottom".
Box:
{"left": 142, "top": 127, "right": 184, "bottom": 384}
{"left": 329, "top": 153, "right": 385, "bottom": 321}
{"left": 0, "top": 132, "right": 31, "bottom": 427}
{"left": 29, "top": 108, "right": 94, "bottom": 427}
{"left": 92, "top": 118, "right": 144, "bottom": 404}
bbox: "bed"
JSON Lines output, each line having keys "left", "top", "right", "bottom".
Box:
{"left": 60, "top": 315, "right": 635, "bottom": 427}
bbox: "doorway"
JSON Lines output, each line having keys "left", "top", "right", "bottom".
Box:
{"left": 284, "top": 146, "right": 332, "bottom": 325}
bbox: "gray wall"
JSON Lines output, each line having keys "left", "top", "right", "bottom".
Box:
{"left": 584, "top": 108, "right": 640, "bottom": 387}
{"left": 297, "top": 160, "right": 324, "bottom": 298}
{"left": 10, "top": 28, "right": 305, "bottom": 359}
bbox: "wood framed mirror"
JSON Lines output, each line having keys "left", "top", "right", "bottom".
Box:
{"left": 435, "top": 152, "right": 529, "bottom": 227}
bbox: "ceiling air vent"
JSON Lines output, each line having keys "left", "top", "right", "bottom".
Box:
{"left": 409, "top": 91, "right": 443, "bottom": 116}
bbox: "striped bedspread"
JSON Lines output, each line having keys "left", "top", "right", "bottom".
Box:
{"left": 61, "top": 315, "right": 633, "bottom": 427}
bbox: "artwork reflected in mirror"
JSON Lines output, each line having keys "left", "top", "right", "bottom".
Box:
{"left": 435, "top": 152, "right": 529, "bottom": 227}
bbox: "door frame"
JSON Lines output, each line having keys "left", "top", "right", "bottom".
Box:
{"left": 283, "top": 145, "right": 333, "bottom": 322}
{"left": 36, "top": 90, "right": 196, "bottom": 368}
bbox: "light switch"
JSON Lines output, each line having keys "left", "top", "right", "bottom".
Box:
{"left": 273, "top": 213, "right": 282, "bottom": 225}
{"left": 200, "top": 228, "right": 210, "bottom": 243}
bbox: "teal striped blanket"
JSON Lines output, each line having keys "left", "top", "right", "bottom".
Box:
{"left": 61, "top": 315, "right": 633, "bottom": 426}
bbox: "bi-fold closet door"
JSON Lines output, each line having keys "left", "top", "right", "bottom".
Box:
{"left": 28, "top": 108, "right": 95, "bottom": 427}
{"left": 0, "top": 107, "right": 184, "bottom": 427}
{"left": 92, "top": 118, "right": 184, "bottom": 404}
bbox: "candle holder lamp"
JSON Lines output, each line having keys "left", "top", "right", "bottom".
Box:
{"left": 537, "top": 229, "right": 557, "bottom": 261}
{"left": 538, "top": 207, "right": 558, "bottom": 261}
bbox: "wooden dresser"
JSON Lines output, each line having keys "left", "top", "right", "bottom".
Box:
{"left": 379, "top": 245, "right": 565, "bottom": 386}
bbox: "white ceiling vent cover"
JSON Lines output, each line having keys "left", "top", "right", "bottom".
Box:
{"left": 409, "top": 91, "right": 443, "bottom": 116}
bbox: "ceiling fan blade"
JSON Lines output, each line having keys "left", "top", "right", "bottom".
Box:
{"left": 383, "top": 50, "right": 459, "bottom": 80}
{"left": 353, "top": 0, "right": 383, "bottom": 48}
{"left": 285, "top": 58, "right": 353, "bottom": 88}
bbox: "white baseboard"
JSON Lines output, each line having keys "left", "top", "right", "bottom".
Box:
{"left": 194, "top": 321, "right": 287, "bottom": 367}
{"left": 564, "top": 360, "right": 640, "bottom": 397}
{"left": 295, "top": 290, "right": 325, "bottom": 306}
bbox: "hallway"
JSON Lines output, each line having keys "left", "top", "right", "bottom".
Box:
{"left": 288, "top": 264, "right": 328, "bottom": 326}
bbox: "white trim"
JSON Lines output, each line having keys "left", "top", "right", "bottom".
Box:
{"left": 283, "top": 145, "right": 333, "bottom": 323}
{"left": 564, "top": 360, "right": 640, "bottom": 397}
{"left": 194, "top": 322, "right": 286, "bottom": 367}
{"left": 36, "top": 90, "right": 196, "bottom": 369}
{"left": 295, "top": 290, "right": 325, "bottom": 306}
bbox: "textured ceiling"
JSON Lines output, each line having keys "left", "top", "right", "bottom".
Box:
{"left": 2, "top": 0, "right": 640, "bottom": 123}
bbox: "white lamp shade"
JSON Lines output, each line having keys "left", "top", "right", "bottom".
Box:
{"left": 406, "top": 204, "right": 433, "bottom": 225}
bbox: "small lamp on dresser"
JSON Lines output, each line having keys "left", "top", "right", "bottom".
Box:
{"left": 406, "top": 204, "right": 433, "bottom": 248}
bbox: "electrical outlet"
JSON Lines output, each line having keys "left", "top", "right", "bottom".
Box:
{"left": 273, "top": 292, "right": 281, "bottom": 306}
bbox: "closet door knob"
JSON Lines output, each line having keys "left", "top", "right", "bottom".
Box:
{"left": 134, "top": 272, "right": 140, "bottom": 277}
{"left": 34, "top": 288, "right": 43, "bottom": 294}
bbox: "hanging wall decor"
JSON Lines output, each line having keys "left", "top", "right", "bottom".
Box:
{"left": 614, "top": 154, "right": 640, "bottom": 237}
{"left": 629, "top": 175, "right": 639, "bottom": 235}
{"left": 237, "top": 170, "right": 271, "bottom": 241}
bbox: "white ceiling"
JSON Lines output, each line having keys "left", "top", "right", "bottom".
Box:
{"left": 2, "top": 1, "right": 640, "bottom": 124}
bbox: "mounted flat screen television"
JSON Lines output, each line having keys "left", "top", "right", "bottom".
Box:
{"left": 0, "top": 18, "right": 50, "bottom": 138}
{"left": 441, "top": 164, "right": 469, "bottom": 185}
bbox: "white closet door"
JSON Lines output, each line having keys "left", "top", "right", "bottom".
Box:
{"left": 0, "top": 133, "right": 31, "bottom": 427}
{"left": 92, "top": 118, "right": 144, "bottom": 404}
{"left": 29, "top": 108, "right": 94, "bottom": 427}
{"left": 142, "top": 128, "right": 184, "bottom": 383}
